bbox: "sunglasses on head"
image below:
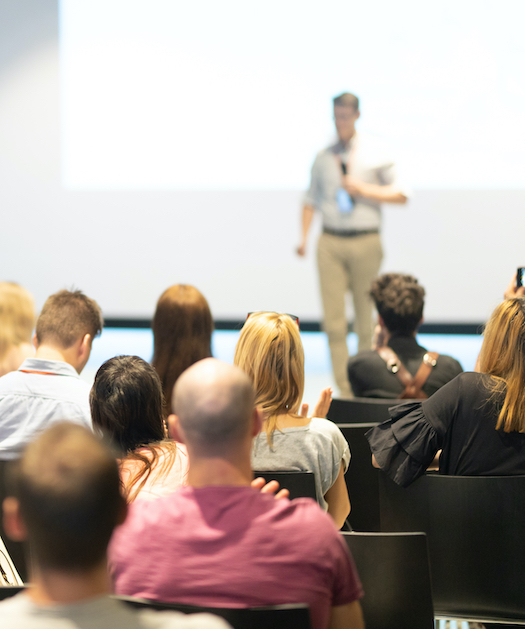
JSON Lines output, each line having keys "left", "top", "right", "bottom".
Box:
{"left": 246, "top": 312, "right": 300, "bottom": 327}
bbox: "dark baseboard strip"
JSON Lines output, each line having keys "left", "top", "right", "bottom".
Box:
{"left": 104, "top": 319, "right": 484, "bottom": 335}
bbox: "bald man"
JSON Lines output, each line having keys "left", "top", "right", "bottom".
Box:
{"left": 109, "top": 359, "right": 364, "bottom": 629}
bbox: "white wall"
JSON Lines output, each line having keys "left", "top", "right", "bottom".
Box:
{"left": 1, "top": 0, "right": 523, "bottom": 323}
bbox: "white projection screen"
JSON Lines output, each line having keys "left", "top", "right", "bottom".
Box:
{"left": 1, "top": 0, "right": 525, "bottom": 324}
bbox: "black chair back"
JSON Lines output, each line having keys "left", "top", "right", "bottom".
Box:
{"left": 338, "top": 423, "right": 380, "bottom": 531}
{"left": 0, "top": 460, "right": 28, "bottom": 582}
{"left": 252, "top": 470, "right": 317, "bottom": 501}
{"left": 327, "top": 397, "right": 399, "bottom": 424}
{"left": 0, "top": 585, "right": 26, "bottom": 600}
{"left": 117, "top": 596, "right": 312, "bottom": 629}
{"left": 379, "top": 473, "right": 525, "bottom": 623}
{"left": 342, "top": 531, "right": 434, "bottom": 629}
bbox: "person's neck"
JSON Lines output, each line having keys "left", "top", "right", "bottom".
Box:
{"left": 269, "top": 412, "right": 309, "bottom": 429}
{"left": 27, "top": 560, "right": 110, "bottom": 605}
{"left": 34, "top": 344, "right": 80, "bottom": 373}
{"left": 338, "top": 129, "right": 356, "bottom": 149}
{"left": 186, "top": 453, "right": 253, "bottom": 488}
{"left": 34, "top": 345, "right": 68, "bottom": 364}
{"left": 389, "top": 330, "right": 418, "bottom": 342}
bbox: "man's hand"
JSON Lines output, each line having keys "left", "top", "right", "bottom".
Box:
{"left": 297, "top": 205, "right": 315, "bottom": 257}
{"left": 251, "top": 477, "right": 290, "bottom": 500}
{"left": 299, "top": 387, "right": 333, "bottom": 419}
{"left": 342, "top": 175, "right": 370, "bottom": 198}
{"left": 504, "top": 273, "right": 525, "bottom": 300}
{"left": 342, "top": 176, "right": 407, "bottom": 204}
{"left": 296, "top": 242, "right": 307, "bottom": 257}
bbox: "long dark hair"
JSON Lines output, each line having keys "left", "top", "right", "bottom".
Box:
{"left": 90, "top": 355, "right": 176, "bottom": 501}
{"left": 152, "top": 285, "right": 213, "bottom": 417}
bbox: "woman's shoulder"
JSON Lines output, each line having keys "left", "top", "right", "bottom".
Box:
{"left": 307, "top": 416, "right": 344, "bottom": 435}
{"left": 306, "top": 417, "right": 348, "bottom": 448}
{"left": 453, "top": 371, "right": 501, "bottom": 395}
{"left": 430, "top": 371, "right": 498, "bottom": 399}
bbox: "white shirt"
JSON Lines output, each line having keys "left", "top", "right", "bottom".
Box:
{"left": 304, "top": 132, "right": 409, "bottom": 231}
{"left": 0, "top": 358, "right": 92, "bottom": 460}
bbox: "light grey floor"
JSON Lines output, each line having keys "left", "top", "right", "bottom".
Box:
{"left": 81, "top": 329, "right": 483, "bottom": 408}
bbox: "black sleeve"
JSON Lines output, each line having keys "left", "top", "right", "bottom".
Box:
{"left": 365, "top": 376, "right": 462, "bottom": 487}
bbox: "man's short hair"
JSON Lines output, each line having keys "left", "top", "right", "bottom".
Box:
{"left": 35, "top": 289, "right": 103, "bottom": 349}
{"left": 6, "top": 422, "right": 123, "bottom": 571}
{"left": 173, "top": 359, "right": 255, "bottom": 453}
{"left": 370, "top": 273, "right": 425, "bottom": 335}
{"left": 333, "top": 92, "right": 359, "bottom": 111}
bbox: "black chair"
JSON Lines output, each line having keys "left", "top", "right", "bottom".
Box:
{"left": 337, "top": 423, "right": 380, "bottom": 531}
{"left": 379, "top": 473, "right": 525, "bottom": 624}
{"left": 252, "top": 470, "right": 317, "bottom": 501}
{"left": 327, "top": 397, "right": 401, "bottom": 424}
{"left": 0, "top": 460, "right": 28, "bottom": 582}
{"left": 0, "top": 585, "right": 26, "bottom": 600}
{"left": 342, "top": 531, "right": 434, "bottom": 629}
{"left": 117, "top": 596, "right": 312, "bottom": 629}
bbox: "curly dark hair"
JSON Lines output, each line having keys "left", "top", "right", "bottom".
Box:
{"left": 370, "top": 273, "right": 425, "bottom": 335}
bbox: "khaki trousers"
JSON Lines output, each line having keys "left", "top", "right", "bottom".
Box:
{"left": 317, "top": 232, "right": 383, "bottom": 397}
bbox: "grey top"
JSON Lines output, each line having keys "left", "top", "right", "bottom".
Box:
{"left": 0, "top": 593, "right": 230, "bottom": 629}
{"left": 251, "top": 417, "right": 350, "bottom": 510}
{"left": 304, "top": 132, "right": 408, "bottom": 231}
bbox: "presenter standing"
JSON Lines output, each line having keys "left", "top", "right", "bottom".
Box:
{"left": 297, "top": 93, "right": 408, "bottom": 397}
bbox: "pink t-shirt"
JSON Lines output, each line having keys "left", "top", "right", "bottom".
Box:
{"left": 109, "top": 486, "right": 363, "bottom": 629}
{"left": 119, "top": 443, "right": 189, "bottom": 502}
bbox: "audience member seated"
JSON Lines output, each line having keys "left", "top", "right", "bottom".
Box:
{"left": 347, "top": 273, "right": 463, "bottom": 398}
{"left": 367, "top": 298, "right": 525, "bottom": 487}
{"left": 90, "top": 355, "right": 188, "bottom": 502}
{"left": 0, "top": 422, "right": 228, "bottom": 629}
{"left": 110, "top": 359, "right": 364, "bottom": 629}
{"left": 152, "top": 285, "right": 213, "bottom": 418}
{"left": 233, "top": 312, "right": 350, "bottom": 529}
{"left": 0, "top": 282, "right": 35, "bottom": 377}
{"left": 0, "top": 289, "right": 103, "bottom": 461}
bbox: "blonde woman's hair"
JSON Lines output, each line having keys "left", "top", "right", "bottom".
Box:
{"left": 478, "top": 298, "right": 525, "bottom": 432}
{"left": 0, "top": 282, "right": 35, "bottom": 361}
{"left": 233, "top": 312, "right": 304, "bottom": 444}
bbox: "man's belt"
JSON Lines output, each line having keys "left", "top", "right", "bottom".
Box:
{"left": 323, "top": 227, "right": 379, "bottom": 238}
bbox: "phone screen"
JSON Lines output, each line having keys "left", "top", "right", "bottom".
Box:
{"left": 517, "top": 268, "right": 525, "bottom": 288}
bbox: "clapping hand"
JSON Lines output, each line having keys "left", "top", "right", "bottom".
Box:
{"left": 251, "top": 477, "right": 290, "bottom": 500}
{"left": 299, "top": 387, "right": 333, "bottom": 419}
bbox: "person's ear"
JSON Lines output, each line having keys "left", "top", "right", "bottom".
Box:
{"left": 3, "top": 497, "right": 27, "bottom": 542}
{"left": 252, "top": 407, "right": 264, "bottom": 437}
{"left": 32, "top": 333, "right": 38, "bottom": 350}
{"left": 355, "top": 109, "right": 361, "bottom": 120}
{"left": 167, "top": 414, "right": 184, "bottom": 443}
{"left": 79, "top": 334, "right": 92, "bottom": 360}
{"left": 378, "top": 315, "right": 386, "bottom": 328}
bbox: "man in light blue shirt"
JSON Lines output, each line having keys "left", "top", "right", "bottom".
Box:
{"left": 0, "top": 289, "right": 103, "bottom": 461}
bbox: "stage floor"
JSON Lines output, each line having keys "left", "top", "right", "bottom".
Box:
{"left": 81, "top": 329, "right": 483, "bottom": 407}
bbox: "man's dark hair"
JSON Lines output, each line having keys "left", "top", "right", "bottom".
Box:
{"left": 6, "top": 422, "right": 123, "bottom": 571}
{"left": 370, "top": 273, "right": 425, "bottom": 335}
{"left": 35, "top": 289, "right": 103, "bottom": 349}
{"left": 333, "top": 92, "right": 359, "bottom": 111}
